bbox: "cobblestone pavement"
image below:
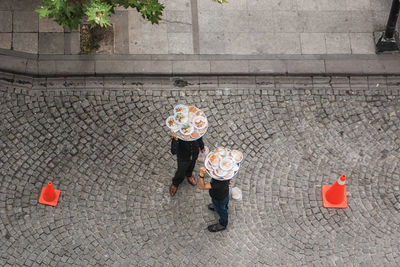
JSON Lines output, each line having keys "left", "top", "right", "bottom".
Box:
{"left": 0, "top": 75, "right": 399, "bottom": 266}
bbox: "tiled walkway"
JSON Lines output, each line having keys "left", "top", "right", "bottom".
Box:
{"left": 0, "top": 0, "right": 396, "bottom": 55}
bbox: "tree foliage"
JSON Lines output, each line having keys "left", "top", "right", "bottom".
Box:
{"left": 36, "top": 0, "right": 164, "bottom": 30}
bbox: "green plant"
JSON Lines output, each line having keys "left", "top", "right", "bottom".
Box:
{"left": 36, "top": 0, "right": 164, "bottom": 30}
{"left": 212, "top": 0, "right": 229, "bottom": 3}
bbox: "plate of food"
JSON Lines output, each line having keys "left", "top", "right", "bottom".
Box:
{"left": 229, "top": 150, "right": 243, "bottom": 163}
{"left": 166, "top": 116, "right": 179, "bottom": 132}
{"left": 193, "top": 116, "right": 208, "bottom": 129}
{"left": 180, "top": 123, "right": 194, "bottom": 136}
{"left": 215, "top": 147, "right": 228, "bottom": 157}
{"left": 208, "top": 153, "right": 221, "bottom": 168}
{"left": 223, "top": 170, "right": 235, "bottom": 180}
{"left": 220, "top": 157, "right": 234, "bottom": 171}
{"left": 174, "top": 112, "right": 188, "bottom": 124}
{"left": 174, "top": 104, "right": 188, "bottom": 114}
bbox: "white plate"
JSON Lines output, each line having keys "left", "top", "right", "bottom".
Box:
{"left": 179, "top": 123, "right": 194, "bottom": 135}
{"left": 174, "top": 104, "right": 188, "bottom": 114}
{"left": 223, "top": 170, "right": 235, "bottom": 179}
{"left": 229, "top": 150, "right": 243, "bottom": 163}
{"left": 165, "top": 116, "right": 179, "bottom": 132}
{"left": 193, "top": 116, "right": 208, "bottom": 130}
{"left": 220, "top": 157, "right": 234, "bottom": 171}
{"left": 215, "top": 168, "right": 227, "bottom": 177}
{"left": 174, "top": 112, "right": 188, "bottom": 124}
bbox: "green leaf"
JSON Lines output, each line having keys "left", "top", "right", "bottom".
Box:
{"left": 84, "top": 0, "right": 113, "bottom": 27}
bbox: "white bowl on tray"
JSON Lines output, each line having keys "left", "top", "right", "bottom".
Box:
{"left": 220, "top": 157, "right": 235, "bottom": 171}
{"left": 174, "top": 112, "right": 188, "bottom": 124}
{"left": 229, "top": 150, "right": 243, "bottom": 163}
{"left": 166, "top": 115, "right": 179, "bottom": 132}
{"left": 193, "top": 116, "right": 208, "bottom": 130}
{"left": 179, "top": 123, "right": 194, "bottom": 136}
{"left": 174, "top": 104, "right": 188, "bottom": 115}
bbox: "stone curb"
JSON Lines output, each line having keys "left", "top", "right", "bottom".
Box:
{"left": 1, "top": 70, "right": 399, "bottom": 92}
{"left": 1, "top": 48, "right": 400, "bottom": 76}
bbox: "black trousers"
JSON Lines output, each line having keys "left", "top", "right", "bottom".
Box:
{"left": 172, "top": 158, "right": 197, "bottom": 186}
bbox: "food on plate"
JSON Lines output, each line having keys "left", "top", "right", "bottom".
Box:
{"left": 180, "top": 123, "right": 194, "bottom": 135}
{"left": 174, "top": 112, "right": 188, "bottom": 124}
{"left": 209, "top": 153, "right": 221, "bottom": 167}
{"left": 197, "top": 127, "right": 207, "bottom": 133}
{"left": 229, "top": 150, "right": 243, "bottom": 163}
{"left": 182, "top": 134, "right": 191, "bottom": 140}
{"left": 220, "top": 157, "right": 234, "bottom": 171}
{"left": 195, "top": 110, "right": 205, "bottom": 117}
{"left": 166, "top": 116, "right": 179, "bottom": 131}
{"left": 215, "top": 147, "right": 227, "bottom": 156}
{"left": 174, "top": 104, "right": 188, "bottom": 114}
{"left": 223, "top": 170, "right": 235, "bottom": 179}
{"left": 191, "top": 131, "right": 200, "bottom": 139}
{"left": 215, "top": 168, "right": 227, "bottom": 177}
{"left": 193, "top": 116, "right": 207, "bottom": 129}
{"left": 189, "top": 106, "right": 197, "bottom": 113}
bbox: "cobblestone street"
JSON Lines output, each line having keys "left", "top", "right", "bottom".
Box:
{"left": 0, "top": 75, "right": 399, "bottom": 266}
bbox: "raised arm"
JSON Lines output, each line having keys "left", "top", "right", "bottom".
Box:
{"left": 198, "top": 166, "right": 212, "bottom": 190}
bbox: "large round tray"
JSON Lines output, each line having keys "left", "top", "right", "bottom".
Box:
{"left": 204, "top": 149, "right": 243, "bottom": 181}
{"left": 166, "top": 105, "right": 208, "bottom": 141}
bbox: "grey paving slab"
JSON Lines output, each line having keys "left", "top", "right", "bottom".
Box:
{"left": 64, "top": 32, "right": 80, "bottom": 55}
{"left": 286, "top": 59, "right": 325, "bottom": 74}
{"left": 172, "top": 60, "right": 210, "bottom": 74}
{"left": 167, "top": 32, "right": 193, "bottom": 54}
{"left": 38, "top": 17, "right": 63, "bottom": 33}
{"left": 325, "top": 33, "right": 351, "bottom": 54}
{"left": 301, "top": 33, "right": 327, "bottom": 54}
{"left": 12, "top": 33, "right": 38, "bottom": 54}
{"left": 248, "top": 60, "right": 287, "bottom": 74}
{"left": 349, "top": 33, "right": 375, "bottom": 54}
{"left": 111, "top": 11, "right": 129, "bottom": 54}
{"left": 248, "top": 10, "right": 275, "bottom": 33}
{"left": 55, "top": 60, "right": 95, "bottom": 75}
{"left": 210, "top": 60, "right": 249, "bottom": 73}
{"left": 0, "top": 55, "right": 28, "bottom": 73}
{"left": 0, "top": 74, "right": 399, "bottom": 266}
{"left": 165, "top": 10, "right": 192, "bottom": 33}
{"left": 13, "top": 11, "right": 38, "bottom": 32}
{"left": 0, "top": 33, "right": 12, "bottom": 49}
{"left": 0, "top": 11, "right": 12, "bottom": 32}
{"left": 39, "top": 33, "right": 65, "bottom": 54}
{"left": 0, "top": 0, "right": 12, "bottom": 10}
{"left": 199, "top": 32, "right": 225, "bottom": 54}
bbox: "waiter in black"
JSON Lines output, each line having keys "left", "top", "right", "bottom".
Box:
{"left": 170, "top": 132, "right": 205, "bottom": 196}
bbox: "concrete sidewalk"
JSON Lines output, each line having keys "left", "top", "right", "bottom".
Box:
{"left": 0, "top": 0, "right": 397, "bottom": 55}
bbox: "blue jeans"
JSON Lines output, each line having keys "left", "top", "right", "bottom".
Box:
{"left": 212, "top": 196, "right": 229, "bottom": 227}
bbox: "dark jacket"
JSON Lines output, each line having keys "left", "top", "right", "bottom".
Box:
{"left": 171, "top": 137, "right": 204, "bottom": 161}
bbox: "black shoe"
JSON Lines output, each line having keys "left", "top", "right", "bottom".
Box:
{"left": 208, "top": 203, "right": 215, "bottom": 211}
{"left": 207, "top": 223, "right": 226, "bottom": 232}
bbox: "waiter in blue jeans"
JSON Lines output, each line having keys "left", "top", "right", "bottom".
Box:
{"left": 198, "top": 166, "right": 230, "bottom": 232}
